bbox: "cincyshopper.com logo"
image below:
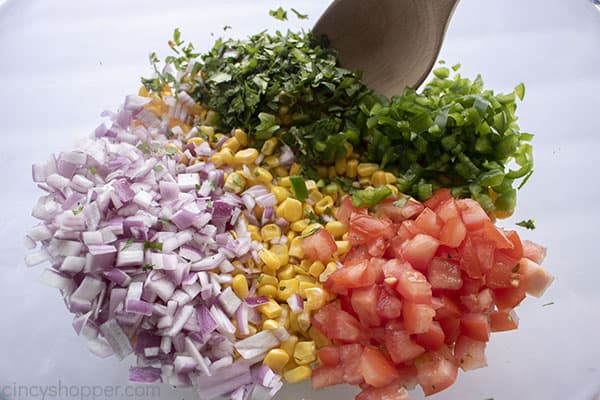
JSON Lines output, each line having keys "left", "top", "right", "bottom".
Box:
{"left": 0, "top": 380, "right": 160, "bottom": 400}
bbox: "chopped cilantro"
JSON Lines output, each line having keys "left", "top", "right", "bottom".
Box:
{"left": 290, "top": 8, "right": 308, "bottom": 19}
{"left": 393, "top": 197, "right": 409, "bottom": 207}
{"left": 89, "top": 166, "right": 97, "bottom": 175}
{"left": 516, "top": 219, "right": 536, "bottom": 230}
{"left": 223, "top": 25, "right": 232, "bottom": 31}
{"left": 137, "top": 143, "right": 153, "bottom": 155}
{"left": 269, "top": 7, "right": 287, "bottom": 20}
{"left": 143, "top": 240, "right": 163, "bottom": 251}
{"left": 542, "top": 302, "right": 555, "bottom": 307}
{"left": 121, "top": 238, "right": 134, "bottom": 251}
{"left": 299, "top": 227, "right": 320, "bottom": 239}
{"left": 512, "top": 263, "right": 520, "bottom": 273}
{"left": 142, "top": 264, "right": 154, "bottom": 271}
{"left": 72, "top": 205, "right": 84, "bottom": 215}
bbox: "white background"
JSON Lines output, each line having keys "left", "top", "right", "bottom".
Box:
{"left": 1, "top": 1, "right": 600, "bottom": 399}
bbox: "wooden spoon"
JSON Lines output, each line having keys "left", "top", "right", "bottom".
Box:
{"left": 313, "top": 0, "right": 459, "bottom": 96}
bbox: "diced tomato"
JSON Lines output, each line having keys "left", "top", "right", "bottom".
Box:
{"left": 522, "top": 240, "right": 547, "bottom": 264}
{"left": 476, "top": 220, "right": 514, "bottom": 249}
{"left": 454, "top": 335, "right": 488, "bottom": 371}
{"left": 436, "top": 198, "right": 461, "bottom": 223}
{"left": 414, "top": 208, "right": 442, "bottom": 238}
{"left": 460, "top": 313, "right": 490, "bottom": 342}
{"left": 356, "top": 381, "right": 410, "bottom": 400}
{"left": 318, "top": 345, "right": 341, "bottom": 367}
{"left": 403, "top": 302, "right": 435, "bottom": 334}
{"left": 384, "top": 260, "right": 432, "bottom": 304}
{"left": 457, "top": 198, "right": 490, "bottom": 230}
{"left": 402, "top": 234, "right": 439, "bottom": 270}
{"left": 414, "top": 321, "right": 445, "bottom": 351}
{"left": 325, "top": 260, "right": 373, "bottom": 292}
{"left": 311, "top": 365, "right": 345, "bottom": 389}
{"left": 302, "top": 229, "right": 337, "bottom": 262}
{"left": 352, "top": 285, "right": 382, "bottom": 327}
{"left": 501, "top": 230, "right": 524, "bottom": 261}
{"left": 493, "top": 286, "right": 527, "bottom": 310}
{"left": 344, "top": 245, "right": 370, "bottom": 264}
{"left": 384, "top": 321, "right": 426, "bottom": 364}
{"left": 377, "top": 288, "right": 403, "bottom": 320}
{"left": 312, "top": 303, "right": 365, "bottom": 343}
{"left": 438, "top": 318, "right": 461, "bottom": 345}
{"left": 360, "top": 347, "right": 400, "bottom": 388}
{"left": 459, "top": 237, "right": 482, "bottom": 279}
{"left": 427, "top": 257, "right": 462, "bottom": 290}
{"left": 339, "top": 344, "right": 365, "bottom": 385}
{"left": 486, "top": 260, "right": 515, "bottom": 289}
{"left": 416, "top": 351, "right": 458, "bottom": 396}
{"left": 423, "top": 188, "right": 453, "bottom": 210}
{"left": 434, "top": 295, "right": 462, "bottom": 320}
{"left": 460, "top": 288, "right": 494, "bottom": 313}
{"left": 369, "top": 326, "right": 386, "bottom": 346}
{"left": 519, "top": 258, "right": 554, "bottom": 297}
{"left": 349, "top": 214, "right": 394, "bottom": 245}
{"left": 490, "top": 309, "right": 519, "bottom": 332}
{"left": 377, "top": 197, "right": 424, "bottom": 223}
{"left": 367, "top": 236, "right": 388, "bottom": 257}
{"left": 401, "top": 220, "right": 425, "bottom": 237}
{"left": 337, "top": 196, "right": 364, "bottom": 225}
{"left": 439, "top": 216, "right": 467, "bottom": 248}
{"left": 472, "top": 237, "right": 495, "bottom": 273}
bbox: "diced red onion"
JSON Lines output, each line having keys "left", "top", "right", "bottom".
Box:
{"left": 286, "top": 293, "right": 304, "bottom": 313}
{"left": 234, "top": 331, "right": 280, "bottom": 360}
{"left": 245, "top": 296, "right": 269, "bottom": 308}
{"left": 99, "top": 319, "right": 133, "bottom": 360}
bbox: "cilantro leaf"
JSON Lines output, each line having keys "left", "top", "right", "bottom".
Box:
{"left": 269, "top": 7, "right": 287, "bottom": 21}
{"left": 516, "top": 219, "right": 536, "bottom": 230}
{"left": 291, "top": 8, "right": 308, "bottom": 19}
{"left": 143, "top": 241, "right": 163, "bottom": 251}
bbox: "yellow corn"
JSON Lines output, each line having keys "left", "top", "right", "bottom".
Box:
{"left": 263, "top": 155, "right": 280, "bottom": 168}
{"left": 335, "top": 158, "right": 347, "bottom": 175}
{"left": 260, "top": 224, "right": 282, "bottom": 242}
{"left": 271, "top": 186, "right": 289, "bottom": 204}
{"left": 257, "top": 284, "right": 278, "bottom": 298}
{"left": 186, "top": 137, "right": 204, "bottom": 146}
{"left": 293, "top": 264, "right": 309, "bottom": 276}
{"left": 276, "top": 198, "right": 303, "bottom": 222}
{"left": 274, "top": 167, "right": 289, "bottom": 178}
{"left": 252, "top": 167, "right": 273, "bottom": 184}
{"left": 234, "top": 148, "right": 259, "bottom": 166}
{"left": 284, "top": 365, "right": 312, "bottom": 383}
{"left": 288, "top": 237, "right": 304, "bottom": 259}
{"left": 386, "top": 184, "right": 400, "bottom": 197}
{"left": 357, "top": 162, "right": 378, "bottom": 177}
{"left": 305, "top": 180, "right": 318, "bottom": 192}
{"left": 224, "top": 172, "right": 246, "bottom": 193}
{"left": 308, "top": 261, "right": 325, "bottom": 278}
{"left": 289, "top": 163, "right": 302, "bottom": 176}
{"left": 199, "top": 125, "right": 215, "bottom": 137}
{"left": 305, "top": 287, "right": 327, "bottom": 311}
{"left": 290, "top": 219, "right": 309, "bottom": 233}
{"left": 247, "top": 224, "right": 261, "bottom": 241}
{"left": 277, "top": 278, "right": 300, "bottom": 301}
{"left": 261, "top": 138, "right": 279, "bottom": 156}
{"left": 301, "top": 223, "right": 324, "bottom": 236}
{"left": 296, "top": 275, "right": 316, "bottom": 284}
{"left": 259, "top": 249, "right": 282, "bottom": 270}
{"left": 270, "top": 244, "right": 289, "bottom": 266}
{"left": 234, "top": 129, "right": 248, "bottom": 147}
{"left": 257, "top": 274, "right": 278, "bottom": 287}
{"left": 316, "top": 166, "right": 328, "bottom": 179}
{"left": 303, "top": 203, "right": 315, "bottom": 216}
{"left": 335, "top": 240, "right": 351, "bottom": 255}
{"left": 277, "top": 265, "right": 295, "bottom": 281}
{"left": 299, "top": 259, "right": 312, "bottom": 272}
{"left": 385, "top": 172, "right": 397, "bottom": 184}
{"left": 278, "top": 304, "right": 291, "bottom": 330}
{"left": 280, "top": 335, "right": 298, "bottom": 358}
{"left": 309, "top": 326, "right": 332, "bottom": 348}
{"left": 325, "top": 221, "right": 347, "bottom": 238}
{"left": 293, "top": 341, "right": 316, "bottom": 365}
{"left": 297, "top": 310, "right": 311, "bottom": 331}
{"left": 287, "top": 231, "right": 296, "bottom": 242}
{"left": 258, "top": 299, "right": 282, "bottom": 319}
{"left": 359, "top": 177, "right": 371, "bottom": 187}
{"left": 262, "top": 319, "right": 280, "bottom": 330}
{"left": 308, "top": 190, "right": 323, "bottom": 204}
{"left": 344, "top": 142, "right": 354, "bottom": 157}
{"left": 263, "top": 349, "right": 290, "bottom": 373}
{"left": 346, "top": 159, "right": 359, "bottom": 178}
{"left": 232, "top": 274, "right": 249, "bottom": 299}
{"left": 372, "top": 170, "right": 387, "bottom": 187}
{"left": 320, "top": 262, "right": 338, "bottom": 283}
{"left": 278, "top": 176, "right": 291, "bottom": 187}
{"left": 315, "top": 196, "right": 334, "bottom": 215}
{"left": 327, "top": 166, "right": 337, "bottom": 180}
{"left": 221, "top": 137, "right": 241, "bottom": 152}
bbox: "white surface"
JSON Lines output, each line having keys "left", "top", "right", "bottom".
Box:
{"left": 1, "top": 1, "right": 599, "bottom": 399}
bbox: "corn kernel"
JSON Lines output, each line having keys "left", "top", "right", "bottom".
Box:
{"left": 271, "top": 186, "right": 289, "bottom": 204}
{"left": 274, "top": 167, "right": 289, "bottom": 178}
{"left": 259, "top": 249, "right": 282, "bottom": 270}
{"left": 372, "top": 170, "right": 387, "bottom": 187}
{"left": 334, "top": 158, "right": 347, "bottom": 175}
{"left": 301, "top": 223, "right": 324, "bottom": 236}
{"left": 234, "top": 129, "right": 248, "bottom": 147}
{"left": 288, "top": 237, "right": 304, "bottom": 259}
{"left": 299, "top": 259, "right": 312, "bottom": 271}
{"left": 385, "top": 172, "right": 397, "bottom": 184}
{"left": 186, "top": 137, "right": 204, "bottom": 146}
{"left": 296, "top": 275, "right": 316, "bottom": 284}
{"left": 263, "top": 349, "right": 290, "bottom": 373}
{"left": 258, "top": 299, "right": 282, "bottom": 319}
{"left": 262, "top": 319, "right": 280, "bottom": 330}
{"left": 252, "top": 167, "right": 273, "bottom": 184}
{"left": 232, "top": 274, "right": 249, "bottom": 299}
{"left": 199, "top": 125, "right": 214, "bottom": 137}
{"left": 289, "top": 163, "right": 302, "bottom": 176}
{"left": 221, "top": 137, "right": 241, "bottom": 152}
{"left": 335, "top": 240, "right": 350, "bottom": 255}
{"left": 359, "top": 177, "right": 371, "bottom": 187}
{"left": 327, "top": 166, "right": 337, "bottom": 179}
{"left": 357, "top": 162, "right": 378, "bottom": 177}
{"left": 297, "top": 310, "right": 311, "bottom": 331}
{"left": 278, "top": 176, "right": 291, "bottom": 187}
{"left": 234, "top": 148, "right": 259, "bottom": 166}
{"left": 270, "top": 244, "right": 289, "bottom": 266}
{"left": 320, "top": 262, "right": 338, "bottom": 283}
{"left": 316, "top": 166, "right": 328, "bottom": 178}
{"left": 257, "top": 284, "right": 278, "bottom": 298}
{"left": 260, "top": 224, "right": 282, "bottom": 242}
{"left": 280, "top": 335, "right": 299, "bottom": 358}
{"left": 286, "top": 231, "right": 296, "bottom": 242}
{"left": 346, "top": 159, "right": 359, "bottom": 178}
{"left": 224, "top": 172, "right": 246, "bottom": 194}
{"left": 315, "top": 196, "right": 334, "bottom": 215}
{"left": 277, "top": 265, "right": 295, "bottom": 281}
{"left": 308, "top": 261, "right": 325, "bottom": 278}
{"left": 305, "top": 287, "right": 327, "bottom": 311}
{"left": 277, "top": 278, "right": 300, "bottom": 301}
{"left": 261, "top": 138, "right": 279, "bottom": 156}
{"left": 303, "top": 204, "right": 315, "bottom": 216}
{"left": 344, "top": 142, "right": 354, "bottom": 156}
{"left": 293, "top": 265, "right": 309, "bottom": 276}
{"left": 308, "top": 190, "right": 323, "bottom": 204}
{"left": 248, "top": 324, "right": 257, "bottom": 336}
{"left": 305, "top": 180, "right": 317, "bottom": 192}
{"left": 325, "top": 221, "right": 347, "bottom": 239}
{"left": 247, "top": 224, "right": 261, "bottom": 241}
{"left": 278, "top": 304, "right": 291, "bottom": 330}
{"left": 386, "top": 184, "right": 400, "bottom": 197}
{"left": 257, "top": 274, "right": 278, "bottom": 287}
{"left": 293, "top": 341, "right": 316, "bottom": 365}
{"left": 263, "top": 155, "right": 280, "bottom": 168}
{"left": 309, "top": 326, "right": 332, "bottom": 348}
{"left": 276, "top": 198, "right": 303, "bottom": 222}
